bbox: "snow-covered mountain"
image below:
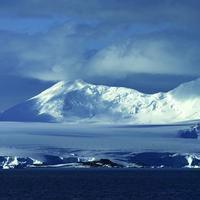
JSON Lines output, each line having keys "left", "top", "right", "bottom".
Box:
{"left": 1, "top": 78, "right": 200, "bottom": 124}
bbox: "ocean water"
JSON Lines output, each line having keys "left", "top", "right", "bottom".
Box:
{"left": 0, "top": 169, "right": 200, "bottom": 200}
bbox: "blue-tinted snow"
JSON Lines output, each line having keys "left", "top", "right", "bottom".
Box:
{"left": 0, "top": 122, "right": 199, "bottom": 156}
{"left": 1, "top": 122, "right": 200, "bottom": 169}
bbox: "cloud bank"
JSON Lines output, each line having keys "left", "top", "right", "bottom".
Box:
{"left": 0, "top": 0, "right": 200, "bottom": 82}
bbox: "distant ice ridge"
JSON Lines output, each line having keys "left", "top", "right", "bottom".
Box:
{"left": 1, "top": 152, "right": 200, "bottom": 169}
{"left": 1, "top": 156, "right": 43, "bottom": 169}
{"left": 1, "top": 78, "right": 200, "bottom": 124}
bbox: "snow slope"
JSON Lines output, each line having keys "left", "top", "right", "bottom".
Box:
{"left": 1, "top": 78, "right": 200, "bottom": 124}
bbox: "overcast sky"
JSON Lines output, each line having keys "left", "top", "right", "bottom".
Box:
{"left": 0, "top": 0, "right": 199, "bottom": 111}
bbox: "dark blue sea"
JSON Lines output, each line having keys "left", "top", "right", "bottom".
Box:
{"left": 0, "top": 169, "right": 199, "bottom": 200}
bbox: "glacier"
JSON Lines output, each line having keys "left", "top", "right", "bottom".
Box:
{"left": 1, "top": 78, "right": 200, "bottom": 123}
{"left": 0, "top": 121, "right": 200, "bottom": 169}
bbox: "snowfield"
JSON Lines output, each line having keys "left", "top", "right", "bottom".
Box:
{"left": 0, "top": 122, "right": 200, "bottom": 169}
{"left": 1, "top": 78, "right": 200, "bottom": 123}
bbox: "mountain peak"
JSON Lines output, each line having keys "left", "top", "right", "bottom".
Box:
{"left": 69, "top": 79, "right": 88, "bottom": 89}
{"left": 31, "top": 79, "right": 88, "bottom": 101}
{"left": 72, "top": 79, "right": 87, "bottom": 85}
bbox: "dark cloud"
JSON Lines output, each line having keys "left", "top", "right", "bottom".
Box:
{"left": 1, "top": 22, "right": 200, "bottom": 81}
{"left": 0, "top": 0, "right": 199, "bottom": 25}
{"left": 0, "top": 0, "right": 199, "bottom": 92}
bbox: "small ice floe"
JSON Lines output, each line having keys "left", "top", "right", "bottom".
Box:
{"left": 184, "top": 154, "right": 200, "bottom": 168}
{"left": 185, "top": 155, "right": 193, "bottom": 168}
{"left": 31, "top": 158, "right": 43, "bottom": 166}
{"left": 178, "top": 123, "right": 200, "bottom": 139}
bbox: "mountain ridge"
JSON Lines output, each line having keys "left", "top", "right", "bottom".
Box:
{"left": 1, "top": 78, "right": 200, "bottom": 124}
